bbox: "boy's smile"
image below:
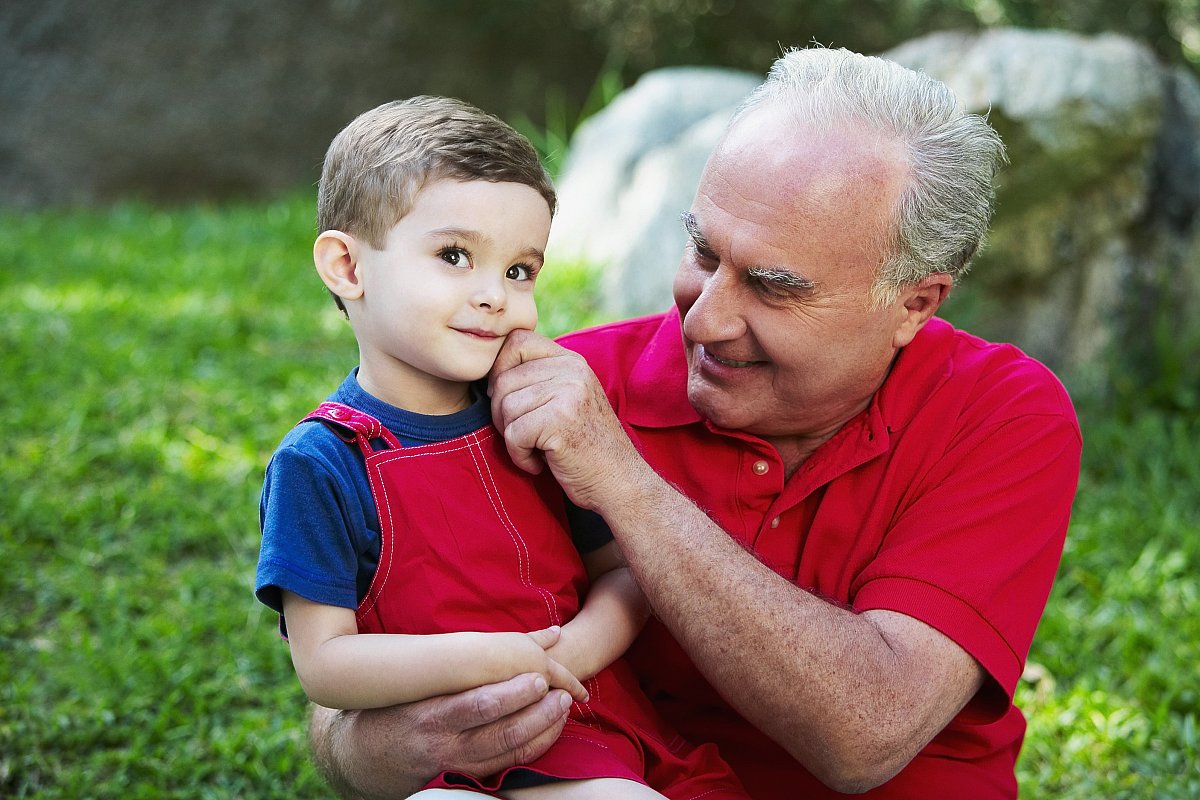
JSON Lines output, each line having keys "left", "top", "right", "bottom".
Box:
{"left": 322, "top": 178, "right": 552, "bottom": 414}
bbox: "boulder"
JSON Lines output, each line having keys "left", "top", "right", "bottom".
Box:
{"left": 886, "top": 29, "right": 1200, "bottom": 388}
{"left": 548, "top": 29, "right": 1200, "bottom": 387}
{"left": 547, "top": 67, "right": 761, "bottom": 317}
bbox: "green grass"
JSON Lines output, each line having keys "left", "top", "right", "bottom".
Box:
{"left": 1, "top": 196, "right": 1197, "bottom": 797}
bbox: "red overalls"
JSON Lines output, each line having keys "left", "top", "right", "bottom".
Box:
{"left": 303, "top": 402, "right": 747, "bottom": 798}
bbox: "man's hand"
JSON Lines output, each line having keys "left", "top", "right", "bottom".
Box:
{"left": 489, "top": 330, "right": 646, "bottom": 511}
{"left": 490, "top": 626, "right": 589, "bottom": 704}
{"left": 310, "top": 673, "right": 573, "bottom": 800}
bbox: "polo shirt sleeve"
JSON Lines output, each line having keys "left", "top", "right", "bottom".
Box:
{"left": 256, "top": 443, "right": 362, "bottom": 617}
{"left": 851, "top": 402, "right": 1081, "bottom": 709}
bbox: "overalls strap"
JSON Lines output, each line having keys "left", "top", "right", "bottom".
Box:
{"left": 300, "top": 401, "right": 403, "bottom": 455}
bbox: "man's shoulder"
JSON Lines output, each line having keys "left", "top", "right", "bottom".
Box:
{"left": 916, "top": 318, "right": 1079, "bottom": 429}
{"left": 557, "top": 312, "right": 671, "bottom": 352}
{"left": 556, "top": 312, "right": 674, "bottom": 375}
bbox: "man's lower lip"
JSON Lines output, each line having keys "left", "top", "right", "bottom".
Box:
{"left": 700, "top": 347, "right": 759, "bottom": 369}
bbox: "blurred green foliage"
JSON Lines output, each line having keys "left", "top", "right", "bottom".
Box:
{"left": 1, "top": 192, "right": 1197, "bottom": 796}
{"left": 563, "top": 0, "right": 1200, "bottom": 76}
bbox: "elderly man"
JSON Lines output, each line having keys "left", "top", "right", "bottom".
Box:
{"left": 310, "top": 47, "right": 1081, "bottom": 799}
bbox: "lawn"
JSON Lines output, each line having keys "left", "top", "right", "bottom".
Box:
{"left": 1, "top": 195, "right": 1196, "bottom": 798}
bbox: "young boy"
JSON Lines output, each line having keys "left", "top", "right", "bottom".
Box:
{"left": 255, "top": 97, "right": 748, "bottom": 799}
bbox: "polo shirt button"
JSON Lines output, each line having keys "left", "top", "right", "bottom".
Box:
{"left": 752, "top": 459, "right": 770, "bottom": 475}
{"left": 770, "top": 516, "right": 780, "bottom": 528}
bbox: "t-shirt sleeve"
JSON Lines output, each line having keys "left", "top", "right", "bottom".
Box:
{"left": 851, "top": 408, "right": 1082, "bottom": 710}
{"left": 256, "top": 443, "right": 362, "bottom": 616}
{"left": 565, "top": 500, "right": 615, "bottom": 554}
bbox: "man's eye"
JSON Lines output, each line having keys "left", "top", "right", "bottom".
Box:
{"left": 439, "top": 247, "right": 469, "bottom": 267}
{"left": 752, "top": 276, "right": 793, "bottom": 300}
{"left": 689, "top": 242, "right": 717, "bottom": 263}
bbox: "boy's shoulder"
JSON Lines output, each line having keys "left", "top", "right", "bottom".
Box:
{"left": 269, "top": 414, "right": 364, "bottom": 481}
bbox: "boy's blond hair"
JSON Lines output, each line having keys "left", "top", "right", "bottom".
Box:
{"left": 317, "top": 95, "right": 556, "bottom": 250}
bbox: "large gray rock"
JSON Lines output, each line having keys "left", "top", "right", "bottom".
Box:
{"left": 550, "top": 29, "right": 1200, "bottom": 388}
{"left": 886, "top": 29, "right": 1200, "bottom": 387}
{"left": 547, "top": 67, "right": 760, "bottom": 317}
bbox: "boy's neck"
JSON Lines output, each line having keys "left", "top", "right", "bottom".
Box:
{"left": 355, "top": 366, "right": 474, "bottom": 416}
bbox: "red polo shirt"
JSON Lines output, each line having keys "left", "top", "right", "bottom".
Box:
{"left": 558, "top": 309, "right": 1081, "bottom": 800}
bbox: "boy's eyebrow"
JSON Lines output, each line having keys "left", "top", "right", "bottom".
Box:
{"left": 427, "top": 227, "right": 545, "bottom": 265}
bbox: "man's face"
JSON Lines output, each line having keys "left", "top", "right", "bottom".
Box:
{"left": 673, "top": 106, "right": 918, "bottom": 447}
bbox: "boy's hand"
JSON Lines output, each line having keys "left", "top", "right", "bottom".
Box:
{"left": 490, "top": 627, "right": 589, "bottom": 704}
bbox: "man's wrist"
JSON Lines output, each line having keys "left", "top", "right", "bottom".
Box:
{"left": 309, "top": 704, "right": 430, "bottom": 800}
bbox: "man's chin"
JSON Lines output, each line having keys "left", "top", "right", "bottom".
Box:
{"left": 686, "top": 383, "right": 746, "bottom": 430}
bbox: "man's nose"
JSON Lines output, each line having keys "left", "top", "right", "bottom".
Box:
{"left": 681, "top": 266, "right": 746, "bottom": 342}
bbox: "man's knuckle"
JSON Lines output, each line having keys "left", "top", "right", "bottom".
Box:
{"left": 473, "top": 690, "right": 502, "bottom": 724}
{"left": 497, "top": 719, "right": 524, "bottom": 753}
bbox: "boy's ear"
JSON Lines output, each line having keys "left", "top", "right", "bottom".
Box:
{"left": 314, "top": 231, "right": 365, "bottom": 302}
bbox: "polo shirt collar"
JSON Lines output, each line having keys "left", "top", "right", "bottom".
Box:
{"left": 875, "top": 316, "right": 956, "bottom": 432}
{"left": 624, "top": 307, "right": 702, "bottom": 428}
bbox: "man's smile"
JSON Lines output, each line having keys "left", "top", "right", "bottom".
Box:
{"left": 696, "top": 344, "right": 765, "bottom": 370}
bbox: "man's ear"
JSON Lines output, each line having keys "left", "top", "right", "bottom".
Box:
{"left": 893, "top": 273, "right": 952, "bottom": 348}
{"left": 314, "top": 231, "right": 365, "bottom": 303}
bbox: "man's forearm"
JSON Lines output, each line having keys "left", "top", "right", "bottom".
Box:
{"left": 601, "top": 470, "right": 980, "bottom": 791}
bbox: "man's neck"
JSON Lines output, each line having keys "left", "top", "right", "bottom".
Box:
{"left": 767, "top": 432, "right": 837, "bottom": 479}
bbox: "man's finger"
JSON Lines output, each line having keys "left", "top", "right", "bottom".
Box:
{"left": 452, "top": 685, "right": 572, "bottom": 773}
{"left": 432, "top": 673, "right": 549, "bottom": 731}
{"left": 491, "top": 329, "right": 562, "bottom": 380}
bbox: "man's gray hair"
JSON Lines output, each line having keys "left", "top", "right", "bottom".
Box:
{"left": 732, "top": 47, "right": 1007, "bottom": 306}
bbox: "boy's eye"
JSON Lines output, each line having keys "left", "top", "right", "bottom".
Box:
{"left": 506, "top": 264, "right": 534, "bottom": 281}
{"left": 439, "top": 247, "right": 469, "bottom": 267}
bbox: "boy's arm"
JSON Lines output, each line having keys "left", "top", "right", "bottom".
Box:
{"left": 545, "top": 541, "right": 650, "bottom": 680}
{"left": 281, "top": 592, "right": 588, "bottom": 710}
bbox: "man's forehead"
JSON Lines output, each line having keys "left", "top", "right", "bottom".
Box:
{"left": 715, "top": 105, "right": 907, "bottom": 190}
{"left": 699, "top": 114, "right": 905, "bottom": 239}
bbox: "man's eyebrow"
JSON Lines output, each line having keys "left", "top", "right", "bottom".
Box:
{"left": 681, "top": 211, "right": 814, "bottom": 291}
{"left": 680, "top": 211, "right": 714, "bottom": 252}
{"left": 747, "top": 266, "right": 817, "bottom": 292}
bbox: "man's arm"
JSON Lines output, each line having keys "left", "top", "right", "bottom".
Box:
{"left": 586, "top": 479, "right": 983, "bottom": 791}
{"left": 489, "top": 331, "right": 985, "bottom": 792}
{"left": 309, "top": 674, "right": 574, "bottom": 800}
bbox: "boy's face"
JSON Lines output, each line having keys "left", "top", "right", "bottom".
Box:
{"left": 347, "top": 178, "right": 552, "bottom": 411}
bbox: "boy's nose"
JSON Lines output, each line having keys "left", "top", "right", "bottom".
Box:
{"left": 471, "top": 278, "right": 506, "bottom": 312}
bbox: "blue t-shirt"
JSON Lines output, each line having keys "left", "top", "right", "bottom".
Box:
{"left": 255, "top": 370, "right": 611, "bottom": 621}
